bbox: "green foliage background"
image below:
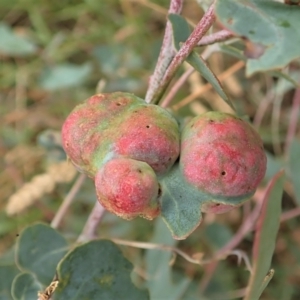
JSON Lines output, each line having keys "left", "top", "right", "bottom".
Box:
{"left": 1, "top": 0, "right": 300, "bottom": 299}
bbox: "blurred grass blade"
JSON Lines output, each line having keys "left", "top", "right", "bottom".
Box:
{"left": 244, "top": 170, "right": 285, "bottom": 300}
{"left": 288, "top": 140, "right": 300, "bottom": 205}
{"left": 168, "top": 14, "right": 234, "bottom": 110}
{"left": 269, "top": 71, "right": 299, "bottom": 88}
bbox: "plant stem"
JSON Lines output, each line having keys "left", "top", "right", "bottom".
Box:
{"left": 197, "top": 29, "right": 234, "bottom": 46}
{"left": 77, "top": 201, "right": 106, "bottom": 243}
{"left": 281, "top": 206, "right": 300, "bottom": 222}
{"left": 145, "top": 0, "right": 184, "bottom": 103}
{"left": 160, "top": 44, "right": 218, "bottom": 108}
{"left": 215, "top": 198, "right": 264, "bottom": 257}
{"left": 51, "top": 173, "right": 86, "bottom": 229}
{"left": 172, "top": 60, "right": 244, "bottom": 110}
{"left": 150, "top": 1, "right": 216, "bottom": 105}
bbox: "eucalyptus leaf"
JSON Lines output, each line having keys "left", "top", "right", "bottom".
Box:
{"left": 215, "top": 0, "right": 300, "bottom": 76}
{"left": 0, "top": 23, "right": 37, "bottom": 56}
{"left": 55, "top": 240, "right": 149, "bottom": 300}
{"left": 160, "top": 163, "right": 252, "bottom": 239}
{"left": 11, "top": 273, "right": 42, "bottom": 300}
{"left": 244, "top": 171, "right": 284, "bottom": 300}
{"left": 16, "top": 223, "right": 68, "bottom": 285}
{"left": 0, "top": 265, "right": 20, "bottom": 300}
{"left": 169, "top": 14, "right": 234, "bottom": 109}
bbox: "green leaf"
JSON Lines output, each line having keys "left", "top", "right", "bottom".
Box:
{"left": 244, "top": 170, "right": 284, "bottom": 300}
{"left": 55, "top": 240, "right": 149, "bottom": 300}
{"left": 16, "top": 223, "right": 68, "bottom": 285}
{"left": 0, "top": 265, "right": 20, "bottom": 300}
{"left": 289, "top": 140, "right": 300, "bottom": 205}
{"left": 0, "top": 23, "right": 37, "bottom": 56}
{"left": 215, "top": 0, "right": 300, "bottom": 76}
{"left": 168, "top": 14, "right": 234, "bottom": 109}
{"left": 11, "top": 272, "right": 42, "bottom": 300}
{"left": 145, "top": 219, "right": 191, "bottom": 299}
{"left": 160, "top": 164, "right": 252, "bottom": 239}
{"left": 39, "top": 63, "right": 92, "bottom": 90}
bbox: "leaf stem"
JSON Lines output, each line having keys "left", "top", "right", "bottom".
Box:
{"left": 150, "top": 1, "right": 216, "bottom": 105}
{"left": 197, "top": 29, "right": 234, "bottom": 46}
{"left": 51, "top": 173, "right": 86, "bottom": 229}
{"left": 145, "top": 0, "right": 184, "bottom": 103}
{"left": 111, "top": 237, "right": 252, "bottom": 269}
{"left": 77, "top": 201, "right": 106, "bottom": 243}
{"left": 172, "top": 60, "right": 244, "bottom": 110}
{"left": 160, "top": 44, "right": 219, "bottom": 108}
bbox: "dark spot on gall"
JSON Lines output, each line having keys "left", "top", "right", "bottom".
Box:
{"left": 221, "top": 171, "right": 226, "bottom": 176}
{"left": 116, "top": 103, "right": 121, "bottom": 106}
{"left": 146, "top": 125, "right": 150, "bottom": 128}
{"left": 209, "top": 120, "right": 214, "bottom": 124}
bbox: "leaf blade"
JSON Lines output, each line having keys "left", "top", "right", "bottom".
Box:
{"left": 245, "top": 170, "right": 285, "bottom": 300}
{"left": 168, "top": 14, "right": 234, "bottom": 109}
{"left": 55, "top": 240, "right": 149, "bottom": 300}
{"left": 215, "top": 0, "right": 300, "bottom": 76}
{"left": 11, "top": 272, "right": 42, "bottom": 300}
{"left": 16, "top": 223, "right": 68, "bottom": 285}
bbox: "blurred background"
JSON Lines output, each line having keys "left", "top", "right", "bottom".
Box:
{"left": 1, "top": 0, "right": 300, "bottom": 299}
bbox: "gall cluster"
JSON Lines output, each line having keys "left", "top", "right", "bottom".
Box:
{"left": 62, "top": 92, "right": 267, "bottom": 220}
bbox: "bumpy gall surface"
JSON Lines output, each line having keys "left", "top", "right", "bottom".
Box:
{"left": 61, "top": 92, "right": 144, "bottom": 176}
{"left": 180, "top": 112, "right": 267, "bottom": 197}
{"left": 62, "top": 92, "right": 180, "bottom": 177}
{"left": 95, "top": 158, "right": 160, "bottom": 220}
{"left": 113, "top": 104, "right": 180, "bottom": 175}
